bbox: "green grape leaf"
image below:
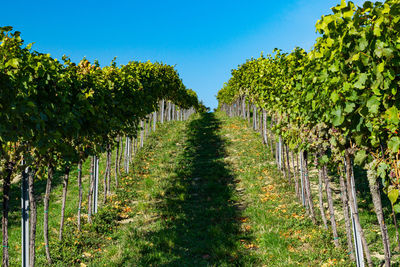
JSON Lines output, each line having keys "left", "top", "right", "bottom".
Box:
{"left": 306, "top": 92, "right": 314, "bottom": 101}
{"left": 344, "top": 102, "right": 355, "bottom": 113}
{"left": 388, "top": 137, "right": 400, "bottom": 153}
{"left": 326, "top": 38, "right": 334, "bottom": 47}
{"left": 320, "top": 155, "right": 329, "bottom": 165}
{"left": 374, "top": 24, "right": 382, "bottom": 37}
{"left": 359, "top": 38, "right": 368, "bottom": 51}
{"left": 331, "top": 91, "right": 339, "bottom": 103}
{"left": 5, "top": 58, "right": 19, "bottom": 68}
{"left": 354, "top": 150, "right": 367, "bottom": 165}
{"left": 343, "top": 9, "right": 354, "bottom": 18}
{"left": 366, "top": 96, "right": 380, "bottom": 114}
{"left": 383, "top": 48, "right": 393, "bottom": 58}
{"left": 394, "top": 204, "right": 400, "bottom": 214}
{"left": 377, "top": 162, "right": 389, "bottom": 178}
{"left": 352, "top": 53, "right": 360, "bottom": 61}
{"left": 388, "top": 189, "right": 399, "bottom": 205}
{"left": 329, "top": 63, "right": 339, "bottom": 72}
{"left": 377, "top": 62, "right": 385, "bottom": 74}
{"left": 386, "top": 106, "right": 400, "bottom": 125}
{"left": 354, "top": 134, "right": 364, "bottom": 146}
{"left": 332, "top": 107, "right": 344, "bottom": 126}
{"left": 354, "top": 73, "right": 368, "bottom": 89}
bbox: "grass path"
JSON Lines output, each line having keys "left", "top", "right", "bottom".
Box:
{"left": 91, "top": 112, "right": 352, "bottom": 266}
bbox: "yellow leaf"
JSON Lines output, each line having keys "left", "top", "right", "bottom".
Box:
{"left": 352, "top": 53, "right": 360, "bottom": 61}
{"left": 82, "top": 252, "right": 92, "bottom": 257}
{"left": 377, "top": 62, "right": 385, "bottom": 74}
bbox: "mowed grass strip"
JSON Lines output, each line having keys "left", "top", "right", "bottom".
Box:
{"left": 91, "top": 112, "right": 352, "bottom": 266}
{"left": 93, "top": 113, "right": 253, "bottom": 266}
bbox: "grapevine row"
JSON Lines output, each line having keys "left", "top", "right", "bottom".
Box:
{"left": 217, "top": 1, "right": 399, "bottom": 266}
{"left": 0, "top": 26, "right": 204, "bottom": 266}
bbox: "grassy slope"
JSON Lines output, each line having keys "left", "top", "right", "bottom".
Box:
{"left": 89, "top": 112, "right": 352, "bottom": 266}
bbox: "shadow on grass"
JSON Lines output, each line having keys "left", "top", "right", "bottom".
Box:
{"left": 132, "top": 113, "right": 247, "bottom": 266}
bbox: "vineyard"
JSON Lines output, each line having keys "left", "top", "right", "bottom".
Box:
{"left": 0, "top": 26, "right": 204, "bottom": 266}
{"left": 1, "top": 0, "right": 400, "bottom": 266}
{"left": 217, "top": 0, "right": 399, "bottom": 266}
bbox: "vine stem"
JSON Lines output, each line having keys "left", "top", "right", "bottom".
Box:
{"left": 59, "top": 166, "right": 70, "bottom": 241}
{"left": 322, "top": 164, "right": 339, "bottom": 247}
{"left": 44, "top": 162, "right": 53, "bottom": 264}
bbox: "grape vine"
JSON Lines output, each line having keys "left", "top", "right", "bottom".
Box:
{"left": 217, "top": 1, "right": 399, "bottom": 266}
{"left": 0, "top": 26, "right": 203, "bottom": 266}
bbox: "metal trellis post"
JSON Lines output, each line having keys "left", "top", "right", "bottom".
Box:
{"left": 21, "top": 166, "right": 30, "bottom": 267}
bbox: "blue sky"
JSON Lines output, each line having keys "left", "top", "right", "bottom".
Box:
{"left": 2, "top": 0, "right": 366, "bottom": 109}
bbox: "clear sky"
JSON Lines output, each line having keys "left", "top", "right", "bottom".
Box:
{"left": 2, "top": 0, "right": 367, "bottom": 110}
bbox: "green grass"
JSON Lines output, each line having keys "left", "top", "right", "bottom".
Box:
{"left": 2, "top": 112, "right": 358, "bottom": 266}
{"left": 1, "top": 132, "right": 122, "bottom": 266}
{"left": 88, "top": 112, "right": 352, "bottom": 266}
